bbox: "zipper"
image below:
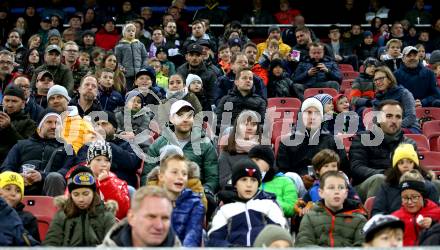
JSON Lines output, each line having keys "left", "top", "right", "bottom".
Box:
{"left": 244, "top": 202, "right": 252, "bottom": 246}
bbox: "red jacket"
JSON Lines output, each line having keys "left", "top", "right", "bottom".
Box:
{"left": 97, "top": 172, "right": 130, "bottom": 219}
{"left": 252, "top": 63, "right": 269, "bottom": 86}
{"left": 392, "top": 199, "right": 440, "bottom": 246}
{"left": 95, "top": 28, "right": 120, "bottom": 51}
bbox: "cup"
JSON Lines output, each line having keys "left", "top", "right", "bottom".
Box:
{"left": 22, "top": 164, "right": 36, "bottom": 175}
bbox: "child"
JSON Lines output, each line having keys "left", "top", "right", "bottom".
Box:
{"left": 267, "top": 59, "right": 299, "bottom": 98}
{"left": 228, "top": 37, "right": 242, "bottom": 55}
{"left": 44, "top": 166, "right": 116, "bottom": 246}
{"left": 186, "top": 73, "right": 210, "bottom": 111}
{"left": 253, "top": 224, "right": 294, "bottom": 248}
{"left": 132, "top": 67, "right": 165, "bottom": 106}
{"left": 362, "top": 214, "right": 404, "bottom": 248}
{"left": 381, "top": 39, "right": 403, "bottom": 71}
{"left": 350, "top": 57, "right": 379, "bottom": 111}
{"left": 79, "top": 51, "right": 91, "bottom": 68}
{"left": 86, "top": 140, "right": 130, "bottom": 219}
{"left": 156, "top": 46, "right": 176, "bottom": 76}
{"left": 115, "top": 23, "right": 148, "bottom": 90}
{"left": 259, "top": 39, "right": 281, "bottom": 69}
{"left": 392, "top": 170, "right": 440, "bottom": 246}
{"left": 249, "top": 145, "right": 298, "bottom": 217}
{"left": 0, "top": 171, "right": 40, "bottom": 242}
{"left": 218, "top": 44, "right": 232, "bottom": 74}
{"left": 356, "top": 31, "right": 379, "bottom": 63}
{"left": 147, "top": 153, "right": 205, "bottom": 247}
{"left": 333, "top": 94, "right": 351, "bottom": 133}
{"left": 314, "top": 93, "right": 335, "bottom": 133}
{"left": 207, "top": 158, "right": 287, "bottom": 247}
{"left": 148, "top": 58, "right": 169, "bottom": 90}
{"left": 296, "top": 171, "right": 367, "bottom": 247}
{"left": 97, "top": 68, "right": 125, "bottom": 112}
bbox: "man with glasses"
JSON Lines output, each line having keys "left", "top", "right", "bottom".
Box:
{"left": 0, "top": 50, "right": 15, "bottom": 100}
{"left": 13, "top": 76, "right": 43, "bottom": 122}
{"left": 31, "top": 44, "right": 74, "bottom": 95}
{"left": 62, "top": 41, "right": 89, "bottom": 90}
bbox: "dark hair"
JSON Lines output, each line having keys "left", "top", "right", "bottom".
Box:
{"left": 65, "top": 191, "right": 101, "bottom": 218}
{"left": 295, "top": 26, "right": 310, "bottom": 34}
{"left": 22, "top": 48, "right": 42, "bottom": 77}
{"left": 223, "top": 110, "right": 262, "bottom": 153}
{"left": 243, "top": 42, "right": 257, "bottom": 51}
{"left": 218, "top": 43, "right": 230, "bottom": 52}
{"left": 312, "top": 149, "right": 340, "bottom": 174}
{"left": 377, "top": 99, "right": 403, "bottom": 113}
{"left": 319, "top": 171, "right": 347, "bottom": 190}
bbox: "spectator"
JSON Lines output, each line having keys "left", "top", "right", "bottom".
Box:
{"left": 267, "top": 59, "right": 301, "bottom": 99}
{"left": 156, "top": 46, "right": 176, "bottom": 76}
{"left": 372, "top": 143, "right": 439, "bottom": 216}
{"left": 43, "top": 166, "right": 116, "bottom": 246}
{"left": 101, "top": 186, "right": 181, "bottom": 247}
{"left": 115, "top": 1, "right": 140, "bottom": 25}
{"left": 404, "top": 25, "right": 419, "bottom": 46}
{"left": 13, "top": 76, "right": 43, "bottom": 122}
{"left": 182, "top": 20, "right": 216, "bottom": 53}
{"left": 69, "top": 75, "right": 102, "bottom": 117}
{"left": 356, "top": 31, "right": 379, "bottom": 63}
{"left": 95, "top": 17, "right": 120, "bottom": 51}
{"left": 327, "top": 25, "right": 358, "bottom": 70}
{"left": 23, "top": 5, "right": 40, "bottom": 35}
{"left": 381, "top": 39, "right": 403, "bottom": 71}
{"left": 67, "top": 15, "right": 82, "bottom": 41}
{"left": 163, "top": 73, "right": 202, "bottom": 114}
{"left": 365, "top": 0, "right": 390, "bottom": 22}
{"left": 146, "top": 28, "right": 167, "bottom": 59}
{"left": 198, "top": 39, "right": 223, "bottom": 78}
{"left": 417, "top": 30, "right": 434, "bottom": 53}
{"left": 78, "top": 52, "right": 90, "bottom": 68}
{"left": 350, "top": 57, "right": 379, "bottom": 114}
{"left": 194, "top": 0, "right": 226, "bottom": 25}
{"left": 244, "top": 43, "right": 266, "bottom": 84}
{"left": 241, "top": 0, "right": 275, "bottom": 38}
{"left": 415, "top": 43, "right": 429, "bottom": 66}
{"left": 207, "top": 158, "right": 287, "bottom": 247}
{"left": 372, "top": 66, "right": 420, "bottom": 133}
{"left": 63, "top": 41, "right": 89, "bottom": 91}
{"left": 33, "top": 71, "right": 54, "bottom": 109}
{"left": 314, "top": 93, "right": 335, "bottom": 134}
{"left": 0, "top": 109, "right": 73, "bottom": 196}
{"left": 91, "top": 48, "right": 106, "bottom": 74}
{"left": 343, "top": 24, "right": 364, "bottom": 53}
{"left": 219, "top": 21, "right": 251, "bottom": 49}
{"left": 0, "top": 85, "right": 36, "bottom": 164}
{"left": 186, "top": 74, "right": 210, "bottom": 111}
{"left": 0, "top": 171, "right": 40, "bottom": 242}
{"left": 115, "top": 23, "right": 148, "bottom": 90}
{"left": 379, "top": 22, "right": 405, "bottom": 47}
{"left": 82, "top": 8, "right": 99, "bottom": 32}
{"left": 253, "top": 224, "right": 294, "bottom": 248}
{"left": 218, "top": 44, "right": 231, "bottom": 75}
{"left": 46, "top": 29, "right": 63, "bottom": 49}
{"left": 295, "top": 171, "right": 367, "bottom": 247}
{"left": 80, "top": 30, "right": 97, "bottom": 57}
{"left": 0, "top": 50, "right": 15, "bottom": 98}
{"left": 13, "top": 17, "right": 30, "bottom": 44}
{"left": 20, "top": 48, "right": 43, "bottom": 77}
{"left": 274, "top": 0, "right": 300, "bottom": 25}
{"left": 281, "top": 15, "right": 317, "bottom": 48}
{"left": 131, "top": 67, "right": 165, "bottom": 107}
{"left": 362, "top": 214, "right": 404, "bottom": 247}
{"left": 404, "top": 0, "right": 432, "bottom": 25}
{"left": 101, "top": 52, "right": 126, "bottom": 94}
{"left": 4, "top": 30, "right": 27, "bottom": 66}
{"left": 97, "top": 68, "right": 124, "bottom": 112}
{"left": 349, "top": 99, "right": 417, "bottom": 201}
{"left": 256, "top": 26, "right": 291, "bottom": 61}
{"left": 164, "top": 21, "right": 183, "bottom": 65}
{"left": 31, "top": 45, "right": 74, "bottom": 95}
{"left": 37, "top": 17, "right": 51, "bottom": 49}
{"left": 62, "top": 28, "right": 77, "bottom": 43}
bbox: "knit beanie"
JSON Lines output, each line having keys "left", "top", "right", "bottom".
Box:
{"left": 248, "top": 145, "right": 275, "bottom": 168}
{"left": 185, "top": 74, "right": 202, "bottom": 88}
{"left": 36, "top": 108, "right": 62, "bottom": 130}
{"left": 87, "top": 140, "right": 112, "bottom": 164}
{"left": 363, "top": 31, "right": 373, "bottom": 38}
{"left": 392, "top": 144, "right": 419, "bottom": 167}
{"left": 332, "top": 94, "right": 348, "bottom": 112}
{"left": 48, "top": 29, "right": 61, "bottom": 39}
{"left": 47, "top": 85, "right": 71, "bottom": 102}
{"left": 314, "top": 93, "right": 333, "bottom": 106}
{"left": 269, "top": 59, "right": 285, "bottom": 72}
{"left": 253, "top": 224, "right": 294, "bottom": 247}
{"left": 3, "top": 84, "right": 25, "bottom": 100}
{"left": 159, "top": 144, "right": 184, "bottom": 162}
{"left": 82, "top": 30, "right": 95, "bottom": 38}
{"left": 67, "top": 166, "right": 96, "bottom": 193}
{"left": 231, "top": 158, "right": 262, "bottom": 187}
{"left": 125, "top": 90, "right": 143, "bottom": 105}
{"left": 429, "top": 50, "right": 440, "bottom": 64}
{"left": 268, "top": 25, "right": 281, "bottom": 35}
{"left": 0, "top": 171, "right": 25, "bottom": 199}
{"left": 301, "top": 97, "right": 324, "bottom": 120}
{"left": 400, "top": 180, "right": 426, "bottom": 197}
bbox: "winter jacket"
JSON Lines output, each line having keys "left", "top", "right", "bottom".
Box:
{"left": 62, "top": 106, "right": 95, "bottom": 153}
{"left": 372, "top": 85, "right": 421, "bottom": 133}
{"left": 100, "top": 219, "right": 181, "bottom": 247}
{"left": 356, "top": 43, "right": 379, "bottom": 62}
{"left": 115, "top": 107, "right": 153, "bottom": 135}
{"left": 43, "top": 198, "right": 116, "bottom": 246}
{"left": 293, "top": 56, "right": 342, "bottom": 86}
{"left": 0, "top": 110, "right": 36, "bottom": 164}
{"left": 383, "top": 57, "right": 403, "bottom": 71}
{"left": 0, "top": 197, "right": 38, "bottom": 246}
{"left": 304, "top": 179, "right": 360, "bottom": 203}
{"left": 256, "top": 39, "right": 292, "bottom": 61}
{"left": 31, "top": 64, "right": 74, "bottom": 95}
{"left": 372, "top": 181, "right": 439, "bottom": 216}
{"left": 98, "top": 88, "right": 124, "bottom": 112}
{"left": 95, "top": 28, "right": 120, "bottom": 51}
{"left": 276, "top": 128, "right": 350, "bottom": 177}
{"left": 251, "top": 63, "right": 269, "bottom": 86}
{"left": 115, "top": 39, "right": 148, "bottom": 78}
{"left": 419, "top": 222, "right": 440, "bottom": 246}
{"left": 350, "top": 73, "right": 375, "bottom": 107}
{"left": 295, "top": 200, "right": 367, "bottom": 247}
{"left": 394, "top": 63, "right": 440, "bottom": 107}
{"left": 177, "top": 62, "right": 217, "bottom": 106}
{"left": 215, "top": 87, "right": 267, "bottom": 133}
{"left": 5, "top": 44, "right": 27, "bottom": 66}
{"left": 218, "top": 151, "right": 249, "bottom": 188}
{"left": 96, "top": 172, "right": 130, "bottom": 220}
{"left": 68, "top": 96, "right": 103, "bottom": 118}
{"left": 349, "top": 129, "right": 416, "bottom": 185}
{"left": 267, "top": 73, "right": 300, "bottom": 98}
{"left": 261, "top": 172, "right": 298, "bottom": 217}
{"left": 15, "top": 202, "right": 40, "bottom": 242}
{"left": 141, "top": 128, "right": 219, "bottom": 192}
{"left": 25, "top": 97, "right": 44, "bottom": 122}
{"left": 214, "top": 71, "right": 267, "bottom": 105}
{"left": 207, "top": 191, "right": 287, "bottom": 247}
{"left": 392, "top": 199, "right": 440, "bottom": 246}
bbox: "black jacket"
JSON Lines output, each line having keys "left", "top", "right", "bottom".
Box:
{"left": 349, "top": 129, "right": 416, "bottom": 185}
{"left": 15, "top": 202, "right": 40, "bottom": 242}
{"left": 69, "top": 96, "right": 103, "bottom": 118}
{"left": 25, "top": 97, "right": 44, "bottom": 122}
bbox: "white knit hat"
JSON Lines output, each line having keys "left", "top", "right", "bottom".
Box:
{"left": 47, "top": 85, "right": 71, "bottom": 102}
{"left": 185, "top": 74, "right": 202, "bottom": 88}
{"left": 301, "top": 97, "right": 324, "bottom": 120}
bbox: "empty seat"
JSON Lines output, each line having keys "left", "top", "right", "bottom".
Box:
{"left": 340, "top": 79, "right": 354, "bottom": 93}
{"left": 422, "top": 120, "right": 440, "bottom": 148}
{"left": 342, "top": 71, "right": 360, "bottom": 80}
{"left": 267, "top": 97, "right": 302, "bottom": 109}
{"left": 416, "top": 107, "right": 440, "bottom": 123}
{"left": 304, "top": 88, "right": 339, "bottom": 99}
{"left": 22, "top": 196, "right": 58, "bottom": 241}
{"left": 419, "top": 151, "right": 440, "bottom": 174}
{"left": 405, "top": 134, "right": 430, "bottom": 152}
{"left": 339, "top": 64, "right": 354, "bottom": 71}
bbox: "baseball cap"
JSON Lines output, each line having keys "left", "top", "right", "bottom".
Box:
{"left": 45, "top": 44, "right": 61, "bottom": 54}
{"left": 37, "top": 70, "right": 54, "bottom": 81}
{"left": 197, "top": 39, "right": 211, "bottom": 49}
{"left": 169, "top": 100, "right": 194, "bottom": 116}
{"left": 402, "top": 46, "right": 418, "bottom": 57}
{"left": 186, "top": 43, "right": 203, "bottom": 54}
{"left": 362, "top": 214, "right": 404, "bottom": 242}
{"left": 41, "top": 16, "right": 51, "bottom": 23}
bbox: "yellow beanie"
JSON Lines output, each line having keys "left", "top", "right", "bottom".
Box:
{"left": 0, "top": 171, "right": 25, "bottom": 199}
{"left": 392, "top": 144, "right": 419, "bottom": 168}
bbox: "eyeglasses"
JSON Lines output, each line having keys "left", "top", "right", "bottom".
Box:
{"left": 373, "top": 76, "right": 387, "bottom": 83}
{"left": 0, "top": 60, "right": 13, "bottom": 65}
{"left": 401, "top": 195, "right": 421, "bottom": 203}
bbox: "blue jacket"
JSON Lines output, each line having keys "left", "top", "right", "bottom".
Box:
{"left": 293, "top": 56, "right": 342, "bottom": 86}
{"left": 372, "top": 85, "right": 421, "bottom": 133}
{"left": 98, "top": 89, "right": 124, "bottom": 112}
{"left": 207, "top": 191, "right": 287, "bottom": 247}
{"left": 25, "top": 97, "right": 44, "bottom": 122}
{"left": 172, "top": 188, "right": 205, "bottom": 247}
{"left": 394, "top": 63, "right": 440, "bottom": 107}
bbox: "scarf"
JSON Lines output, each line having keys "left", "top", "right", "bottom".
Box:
{"left": 166, "top": 88, "right": 188, "bottom": 100}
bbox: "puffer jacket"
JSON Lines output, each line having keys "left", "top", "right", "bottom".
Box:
{"left": 261, "top": 171, "right": 298, "bottom": 217}
{"left": 295, "top": 199, "right": 367, "bottom": 247}
{"left": 43, "top": 197, "right": 116, "bottom": 246}
{"left": 15, "top": 202, "right": 40, "bottom": 242}
{"left": 267, "top": 73, "right": 301, "bottom": 98}
{"left": 100, "top": 219, "right": 181, "bottom": 247}
{"left": 96, "top": 172, "right": 130, "bottom": 220}
{"left": 207, "top": 191, "right": 287, "bottom": 247}
{"left": 293, "top": 56, "right": 342, "bottom": 86}
{"left": 392, "top": 199, "right": 440, "bottom": 246}
{"left": 349, "top": 129, "right": 416, "bottom": 185}
{"left": 0, "top": 110, "right": 36, "bottom": 164}
{"left": 350, "top": 72, "right": 375, "bottom": 107}
{"left": 115, "top": 39, "right": 148, "bottom": 78}
{"left": 62, "top": 106, "right": 95, "bottom": 153}
{"left": 141, "top": 127, "right": 219, "bottom": 193}
{"left": 114, "top": 106, "right": 153, "bottom": 135}
{"left": 98, "top": 88, "right": 124, "bottom": 112}
{"left": 256, "top": 38, "right": 292, "bottom": 60}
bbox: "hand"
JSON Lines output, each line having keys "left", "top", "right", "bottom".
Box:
{"left": 335, "top": 55, "right": 343, "bottom": 61}
{"left": 21, "top": 173, "right": 31, "bottom": 186}
{"left": 317, "top": 63, "right": 329, "bottom": 73}
{"left": 302, "top": 175, "right": 315, "bottom": 189}
{"left": 419, "top": 217, "right": 432, "bottom": 229}
{"left": 119, "top": 131, "right": 135, "bottom": 140}
{"left": 415, "top": 99, "right": 422, "bottom": 108}
{"left": 98, "top": 170, "right": 109, "bottom": 181}
{"left": 308, "top": 67, "right": 319, "bottom": 76}
{"left": 0, "top": 112, "right": 11, "bottom": 129}
{"left": 26, "top": 170, "right": 42, "bottom": 184}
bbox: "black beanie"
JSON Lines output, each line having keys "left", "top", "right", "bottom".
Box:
{"left": 67, "top": 166, "right": 96, "bottom": 193}
{"left": 4, "top": 85, "right": 25, "bottom": 100}
{"left": 231, "top": 158, "right": 262, "bottom": 187}
{"left": 400, "top": 180, "right": 426, "bottom": 197}
{"left": 94, "top": 111, "right": 118, "bottom": 130}
{"left": 248, "top": 145, "right": 275, "bottom": 168}
{"left": 269, "top": 59, "right": 284, "bottom": 72}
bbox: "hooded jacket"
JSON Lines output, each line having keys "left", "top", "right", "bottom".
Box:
{"left": 115, "top": 39, "right": 148, "bottom": 78}
{"left": 256, "top": 38, "right": 292, "bottom": 61}
{"left": 98, "top": 88, "right": 124, "bottom": 112}
{"left": 261, "top": 171, "right": 298, "bottom": 217}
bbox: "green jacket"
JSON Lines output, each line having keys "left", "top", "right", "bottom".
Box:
{"left": 260, "top": 173, "right": 298, "bottom": 217}
{"left": 31, "top": 64, "right": 74, "bottom": 95}
{"left": 295, "top": 200, "right": 367, "bottom": 247}
{"left": 43, "top": 198, "right": 116, "bottom": 246}
{"left": 141, "top": 128, "right": 219, "bottom": 192}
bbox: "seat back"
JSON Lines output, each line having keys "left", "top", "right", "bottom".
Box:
{"left": 304, "top": 88, "right": 339, "bottom": 98}
{"left": 422, "top": 120, "right": 440, "bottom": 139}
{"left": 405, "top": 134, "right": 430, "bottom": 152}
{"left": 267, "top": 97, "right": 302, "bottom": 109}
{"left": 364, "top": 196, "right": 375, "bottom": 218}
{"left": 22, "top": 196, "right": 58, "bottom": 241}
{"left": 419, "top": 151, "right": 440, "bottom": 175}
{"left": 416, "top": 107, "right": 440, "bottom": 127}
{"left": 342, "top": 71, "right": 360, "bottom": 80}
{"left": 339, "top": 64, "right": 354, "bottom": 71}
{"left": 340, "top": 79, "right": 354, "bottom": 93}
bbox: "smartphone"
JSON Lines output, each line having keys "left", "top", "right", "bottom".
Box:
{"left": 312, "top": 61, "right": 320, "bottom": 67}
{"left": 307, "top": 165, "right": 316, "bottom": 178}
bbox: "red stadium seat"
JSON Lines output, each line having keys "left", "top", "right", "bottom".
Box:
{"left": 405, "top": 134, "right": 430, "bottom": 152}
{"left": 336, "top": 134, "right": 356, "bottom": 152}
{"left": 22, "top": 196, "right": 58, "bottom": 241}
{"left": 419, "top": 151, "right": 440, "bottom": 174}
{"left": 267, "top": 97, "right": 302, "bottom": 109}
{"left": 339, "top": 64, "right": 354, "bottom": 71}
{"left": 364, "top": 196, "right": 375, "bottom": 218}
{"left": 267, "top": 107, "right": 299, "bottom": 123}
{"left": 422, "top": 120, "right": 440, "bottom": 150}
{"left": 416, "top": 107, "right": 440, "bottom": 124}
{"left": 432, "top": 137, "right": 440, "bottom": 152}
{"left": 272, "top": 120, "right": 295, "bottom": 144}
{"left": 342, "top": 71, "right": 360, "bottom": 80}
{"left": 362, "top": 107, "right": 374, "bottom": 130}
{"left": 304, "top": 88, "right": 339, "bottom": 98}
{"left": 340, "top": 79, "right": 354, "bottom": 93}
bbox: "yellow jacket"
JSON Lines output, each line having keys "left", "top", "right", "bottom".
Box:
{"left": 256, "top": 38, "right": 292, "bottom": 60}
{"left": 62, "top": 106, "right": 95, "bottom": 153}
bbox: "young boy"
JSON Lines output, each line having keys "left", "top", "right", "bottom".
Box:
{"left": 155, "top": 46, "right": 176, "bottom": 76}
{"left": 0, "top": 171, "right": 40, "bottom": 242}
{"left": 97, "top": 68, "right": 124, "bottom": 112}
{"left": 133, "top": 67, "right": 166, "bottom": 106}
{"left": 208, "top": 158, "right": 287, "bottom": 247}
{"left": 78, "top": 52, "right": 91, "bottom": 68}
{"left": 296, "top": 171, "right": 367, "bottom": 247}
{"left": 362, "top": 214, "right": 404, "bottom": 248}
{"left": 381, "top": 39, "right": 403, "bottom": 71}
{"left": 249, "top": 145, "right": 298, "bottom": 217}
{"left": 218, "top": 44, "right": 232, "bottom": 74}
{"left": 350, "top": 57, "right": 379, "bottom": 110}
{"left": 186, "top": 74, "right": 209, "bottom": 111}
